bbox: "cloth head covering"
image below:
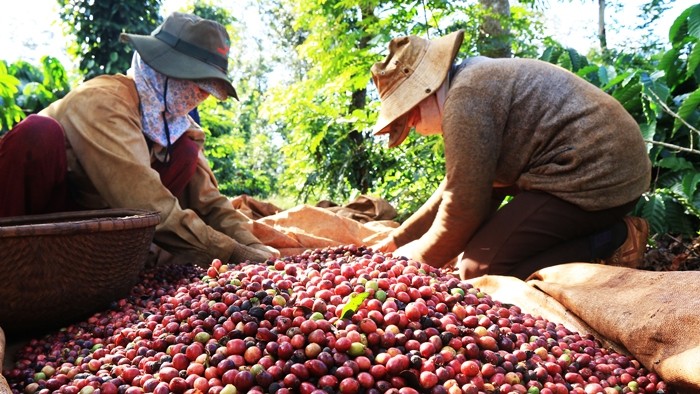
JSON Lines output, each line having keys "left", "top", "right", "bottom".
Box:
{"left": 120, "top": 12, "right": 238, "bottom": 100}
{"left": 371, "top": 30, "right": 464, "bottom": 145}
{"left": 129, "top": 53, "right": 208, "bottom": 150}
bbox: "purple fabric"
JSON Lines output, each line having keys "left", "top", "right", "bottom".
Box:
{"left": 0, "top": 115, "right": 70, "bottom": 217}
{"left": 150, "top": 135, "right": 199, "bottom": 198}
{"left": 0, "top": 114, "right": 199, "bottom": 218}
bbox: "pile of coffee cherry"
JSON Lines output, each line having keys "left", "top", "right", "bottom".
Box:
{"left": 3, "top": 245, "right": 669, "bottom": 394}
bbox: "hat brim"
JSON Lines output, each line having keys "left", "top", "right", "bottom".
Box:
{"left": 120, "top": 33, "right": 238, "bottom": 100}
{"left": 372, "top": 30, "right": 464, "bottom": 138}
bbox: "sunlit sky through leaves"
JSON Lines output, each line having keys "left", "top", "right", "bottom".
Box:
{"left": 1, "top": 0, "right": 696, "bottom": 77}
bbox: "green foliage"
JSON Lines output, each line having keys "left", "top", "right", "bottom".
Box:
{"left": 184, "top": 0, "right": 282, "bottom": 199}
{"left": 3, "top": 0, "right": 697, "bottom": 243}
{"left": 642, "top": 4, "right": 700, "bottom": 238}
{"left": 12, "top": 57, "right": 71, "bottom": 115}
{"left": 0, "top": 61, "right": 24, "bottom": 133}
{"left": 370, "top": 133, "right": 446, "bottom": 222}
{"left": 260, "top": 0, "right": 547, "bottom": 217}
{"left": 640, "top": 190, "right": 698, "bottom": 236}
{"left": 508, "top": 5, "right": 550, "bottom": 58}
{"left": 0, "top": 56, "right": 71, "bottom": 134}
{"left": 540, "top": 3, "right": 700, "bottom": 239}
{"left": 191, "top": 0, "right": 235, "bottom": 23}
{"left": 57, "top": 0, "right": 162, "bottom": 80}
{"left": 260, "top": 0, "right": 387, "bottom": 204}
{"left": 198, "top": 94, "right": 282, "bottom": 198}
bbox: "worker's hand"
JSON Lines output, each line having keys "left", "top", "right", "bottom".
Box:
{"left": 395, "top": 241, "right": 464, "bottom": 274}
{"left": 393, "top": 240, "right": 422, "bottom": 262}
{"left": 248, "top": 243, "right": 281, "bottom": 258}
{"left": 371, "top": 236, "right": 397, "bottom": 253}
{"left": 229, "top": 242, "right": 279, "bottom": 264}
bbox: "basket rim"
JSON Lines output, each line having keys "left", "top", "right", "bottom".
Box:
{"left": 0, "top": 208, "right": 160, "bottom": 237}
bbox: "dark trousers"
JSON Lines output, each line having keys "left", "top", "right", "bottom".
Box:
{"left": 459, "top": 191, "right": 635, "bottom": 280}
{"left": 0, "top": 115, "right": 198, "bottom": 217}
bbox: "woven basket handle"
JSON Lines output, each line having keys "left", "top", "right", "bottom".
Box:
{"left": 0, "top": 209, "right": 156, "bottom": 225}
{"left": 0, "top": 209, "right": 160, "bottom": 237}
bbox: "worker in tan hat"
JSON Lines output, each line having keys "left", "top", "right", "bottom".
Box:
{"left": 0, "top": 13, "right": 279, "bottom": 266}
{"left": 370, "top": 30, "right": 651, "bottom": 280}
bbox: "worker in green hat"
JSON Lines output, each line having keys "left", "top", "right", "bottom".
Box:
{"left": 0, "top": 13, "right": 279, "bottom": 266}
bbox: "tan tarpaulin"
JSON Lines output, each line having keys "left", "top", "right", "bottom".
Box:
{"left": 148, "top": 195, "right": 400, "bottom": 266}
{"left": 236, "top": 195, "right": 399, "bottom": 256}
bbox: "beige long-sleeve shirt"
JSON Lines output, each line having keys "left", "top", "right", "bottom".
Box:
{"left": 391, "top": 57, "right": 652, "bottom": 267}
{"left": 40, "top": 74, "right": 261, "bottom": 265}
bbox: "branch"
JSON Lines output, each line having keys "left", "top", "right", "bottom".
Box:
{"left": 645, "top": 139, "right": 700, "bottom": 156}
{"left": 643, "top": 89, "right": 700, "bottom": 151}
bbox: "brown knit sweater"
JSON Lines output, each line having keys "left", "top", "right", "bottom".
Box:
{"left": 391, "top": 56, "right": 651, "bottom": 267}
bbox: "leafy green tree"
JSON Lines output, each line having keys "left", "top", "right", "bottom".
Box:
{"left": 540, "top": 3, "right": 700, "bottom": 238}
{"left": 10, "top": 57, "right": 71, "bottom": 114}
{"left": 258, "top": 0, "right": 547, "bottom": 217}
{"left": 640, "top": 3, "right": 700, "bottom": 237}
{"left": 180, "top": 0, "right": 283, "bottom": 198}
{"left": 190, "top": 0, "right": 233, "bottom": 23}
{"left": 0, "top": 62, "right": 23, "bottom": 133}
{"left": 0, "top": 56, "right": 71, "bottom": 134}
{"left": 259, "top": 0, "right": 383, "bottom": 205}
{"left": 57, "top": 0, "right": 162, "bottom": 80}
{"left": 478, "top": 0, "right": 513, "bottom": 58}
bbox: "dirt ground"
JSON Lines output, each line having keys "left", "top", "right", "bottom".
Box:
{"left": 641, "top": 233, "right": 700, "bottom": 271}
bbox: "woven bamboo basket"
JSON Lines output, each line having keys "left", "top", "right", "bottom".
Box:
{"left": 0, "top": 209, "right": 160, "bottom": 334}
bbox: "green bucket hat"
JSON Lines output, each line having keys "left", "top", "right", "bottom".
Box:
{"left": 120, "top": 12, "right": 238, "bottom": 100}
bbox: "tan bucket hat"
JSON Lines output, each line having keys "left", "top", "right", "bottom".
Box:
{"left": 120, "top": 12, "right": 238, "bottom": 100}
{"left": 371, "top": 30, "right": 464, "bottom": 138}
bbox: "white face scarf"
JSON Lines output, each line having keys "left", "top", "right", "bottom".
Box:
{"left": 414, "top": 77, "right": 450, "bottom": 136}
{"left": 128, "top": 53, "right": 209, "bottom": 153}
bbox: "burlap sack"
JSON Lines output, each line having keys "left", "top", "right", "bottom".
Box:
{"left": 231, "top": 194, "right": 282, "bottom": 220}
{"left": 527, "top": 263, "right": 700, "bottom": 391}
{"left": 0, "top": 373, "right": 8, "bottom": 394}
{"left": 317, "top": 195, "right": 398, "bottom": 223}
{"left": 0, "top": 326, "right": 11, "bottom": 394}
{"left": 251, "top": 205, "right": 398, "bottom": 256}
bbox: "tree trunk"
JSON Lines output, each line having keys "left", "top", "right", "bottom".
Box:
{"left": 478, "top": 0, "right": 512, "bottom": 58}
{"left": 346, "top": 9, "right": 376, "bottom": 194}
{"left": 598, "top": 0, "right": 609, "bottom": 61}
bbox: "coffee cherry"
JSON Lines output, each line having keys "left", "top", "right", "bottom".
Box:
{"left": 2, "top": 247, "right": 669, "bottom": 394}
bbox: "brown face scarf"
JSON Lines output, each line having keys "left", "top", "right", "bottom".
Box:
{"left": 414, "top": 76, "right": 450, "bottom": 137}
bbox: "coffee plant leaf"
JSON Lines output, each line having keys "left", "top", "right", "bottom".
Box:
{"left": 339, "top": 291, "right": 370, "bottom": 320}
